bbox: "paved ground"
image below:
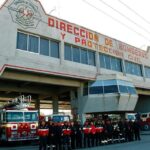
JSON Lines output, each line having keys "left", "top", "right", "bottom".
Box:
{"left": 1, "top": 134, "right": 150, "bottom": 150}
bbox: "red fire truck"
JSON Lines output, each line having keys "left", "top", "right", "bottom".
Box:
{"left": 0, "top": 95, "right": 39, "bottom": 142}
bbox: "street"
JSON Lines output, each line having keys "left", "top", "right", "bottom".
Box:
{"left": 0, "top": 134, "right": 150, "bottom": 150}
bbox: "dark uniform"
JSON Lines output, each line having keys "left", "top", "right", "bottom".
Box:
{"left": 83, "top": 121, "right": 90, "bottom": 148}
{"left": 38, "top": 121, "right": 49, "bottom": 150}
{"left": 62, "top": 122, "right": 71, "bottom": 150}
{"left": 133, "top": 120, "right": 141, "bottom": 141}
{"left": 75, "top": 121, "right": 83, "bottom": 148}
{"left": 70, "top": 122, "right": 76, "bottom": 149}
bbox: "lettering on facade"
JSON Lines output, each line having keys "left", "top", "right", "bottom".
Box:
{"left": 47, "top": 15, "right": 148, "bottom": 64}
{"left": 8, "top": 0, "right": 41, "bottom": 29}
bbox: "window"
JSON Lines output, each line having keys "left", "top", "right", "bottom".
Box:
{"left": 17, "top": 32, "right": 27, "bottom": 50}
{"left": 6, "top": 112, "right": 23, "bottom": 122}
{"left": 125, "top": 61, "right": 142, "bottom": 76}
{"left": 119, "top": 85, "right": 128, "bottom": 93}
{"left": 24, "top": 112, "right": 38, "bottom": 122}
{"left": 88, "top": 51, "right": 95, "bottom": 66}
{"left": 99, "top": 54, "right": 105, "bottom": 68}
{"left": 50, "top": 40, "right": 59, "bottom": 58}
{"left": 105, "top": 55, "right": 111, "bottom": 69}
{"left": 65, "top": 44, "right": 72, "bottom": 61}
{"left": 73, "top": 47, "right": 80, "bottom": 62}
{"left": 28, "top": 35, "right": 39, "bottom": 53}
{"left": 99, "top": 53, "right": 122, "bottom": 72}
{"left": 81, "top": 49, "right": 88, "bottom": 64}
{"left": 145, "top": 66, "right": 150, "bottom": 78}
{"left": 40, "top": 38, "right": 49, "bottom": 56}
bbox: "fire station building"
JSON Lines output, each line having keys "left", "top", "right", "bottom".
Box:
{"left": 0, "top": 0, "right": 150, "bottom": 122}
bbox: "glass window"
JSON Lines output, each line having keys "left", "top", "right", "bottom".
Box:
{"left": 28, "top": 35, "right": 39, "bottom": 53}
{"left": 99, "top": 54, "right": 105, "bottom": 68}
{"left": 64, "top": 44, "right": 72, "bottom": 61}
{"left": 89, "top": 86, "right": 103, "bottom": 94}
{"left": 125, "top": 61, "right": 142, "bottom": 76}
{"left": 119, "top": 85, "right": 128, "bottom": 93}
{"left": 50, "top": 40, "right": 59, "bottom": 58}
{"left": 40, "top": 38, "right": 49, "bottom": 56}
{"left": 6, "top": 112, "right": 23, "bottom": 122}
{"left": 103, "top": 80, "right": 117, "bottom": 86}
{"left": 24, "top": 112, "right": 38, "bottom": 122}
{"left": 145, "top": 66, "right": 150, "bottom": 78}
{"left": 104, "top": 85, "right": 118, "bottom": 93}
{"left": 73, "top": 47, "right": 80, "bottom": 62}
{"left": 127, "top": 86, "right": 137, "bottom": 94}
{"left": 89, "top": 80, "right": 103, "bottom": 87}
{"left": 111, "top": 57, "right": 122, "bottom": 72}
{"left": 105, "top": 55, "right": 111, "bottom": 69}
{"left": 88, "top": 51, "right": 95, "bottom": 66}
{"left": 17, "top": 32, "right": 27, "bottom": 50}
{"left": 81, "top": 49, "right": 88, "bottom": 64}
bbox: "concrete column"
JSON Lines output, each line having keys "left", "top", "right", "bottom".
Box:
{"left": 60, "top": 41, "right": 64, "bottom": 65}
{"left": 77, "top": 83, "right": 86, "bottom": 124}
{"left": 35, "top": 99, "right": 40, "bottom": 115}
{"left": 122, "top": 60, "right": 126, "bottom": 76}
{"left": 95, "top": 51, "right": 100, "bottom": 75}
{"left": 52, "top": 96, "right": 59, "bottom": 114}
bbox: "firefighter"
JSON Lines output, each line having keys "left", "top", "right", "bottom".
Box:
{"left": 54, "top": 122, "right": 63, "bottom": 150}
{"left": 38, "top": 120, "right": 49, "bottom": 150}
{"left": 75, "top": 121, "right": 83, "bottom": 148}
{"left": 47, "top": 121, "right": 54, "bottom": 149}
{"left": 83, "top": 121, "right": 90, "bottom": 148}
{"left": 95, "top": 120, "right": 103, "bottom": 146}
{"left": 62, "top": 121, "right": 71, "bottom": 150}
{"left": 133, "top": 120, "right": 141, "bottom": 141}
{"left": 70, "top": 121, "right": 76, "bottom": 149}
{"left": 90, "top": 122, "right": 96, "bottom": 147}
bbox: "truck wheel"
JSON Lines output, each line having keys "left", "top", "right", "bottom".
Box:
{"left": 144, "top": 124, "right": 149, "bottom": 131}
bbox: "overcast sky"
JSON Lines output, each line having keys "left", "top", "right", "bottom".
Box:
{"left": 1, "top": 0, "right": 150, "bottom": 50}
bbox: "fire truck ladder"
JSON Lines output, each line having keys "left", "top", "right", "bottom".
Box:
{"left": 0, "top": 95, "right": 31, "bottom": 110}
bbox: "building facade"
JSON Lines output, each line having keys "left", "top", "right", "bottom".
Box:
{"left": 0, "top": 0, "right": 150, "bottom": 122}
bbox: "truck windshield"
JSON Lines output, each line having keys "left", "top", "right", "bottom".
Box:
{"left": 52, "top": 115, "right": 70, "bottom": 122}
{"left": 6, "top": 112, "right": 23, "bottom": 122}
{"left": 24, "top": 112, "right": 38, "bottom": 122}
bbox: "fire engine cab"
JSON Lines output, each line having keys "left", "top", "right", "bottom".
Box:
{"left": 0, "top": 95, "right": 39, "bottom": 142}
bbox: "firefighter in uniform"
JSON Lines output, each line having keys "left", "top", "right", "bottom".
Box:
{"left": 70, "top": 121, "right": 76, "bottom": 149}
{"left": 90, "top": 122, "right": 96, "bottom": 147}
{"left": 62, "top": 121, "right": 71, "bottom": 150}
{"left": 95, "top": 120, "right": 103, "bottom": 146}
{"left": 38, "top": 120, "right": 49, "bottom": 150}
{"left": 75, "top": 121, "right": 83, "bottom": 148}
{"left": 83, "top": 121, "right": 90, "bottom": 148}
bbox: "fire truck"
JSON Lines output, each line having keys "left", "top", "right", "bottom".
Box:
{"left": 0, "top": 95, "right": 39, "bottom": 142}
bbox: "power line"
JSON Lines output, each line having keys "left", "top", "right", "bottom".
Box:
{"left": 98, "top": 0, "right": 150, "bottom": 35}
{"left": 118, "top": 0, "right": 150, "bottom": 26}
{"left": 82, "top": 0, "right": 150, "bottom": 42}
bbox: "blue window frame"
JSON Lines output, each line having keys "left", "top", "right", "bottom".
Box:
{"left": 88, "top": 51, "right": 95, "bottom": 66}
{"left": 64, "top": 44, "right": 72, "bottom": 61}
{"left": 50, "top": 40, "right": 59, "bottom": 58}
{"left": 17, "top": 32, "right": 27, "bottom": 51}
{"left": 73, "top": 47, "right": 80, "bottom": 63}
{"left": 40, "top": 38, "right": 49, "bottom": 56}
{"left": 28, "top": 35, "right": 39, "bottom": 53}
{"left": 81, "top": 49, "right": 88, "bottom": 64}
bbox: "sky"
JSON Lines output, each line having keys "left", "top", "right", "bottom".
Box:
{"left": 1, "top": 0, "right": 150, "bottom": 50}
